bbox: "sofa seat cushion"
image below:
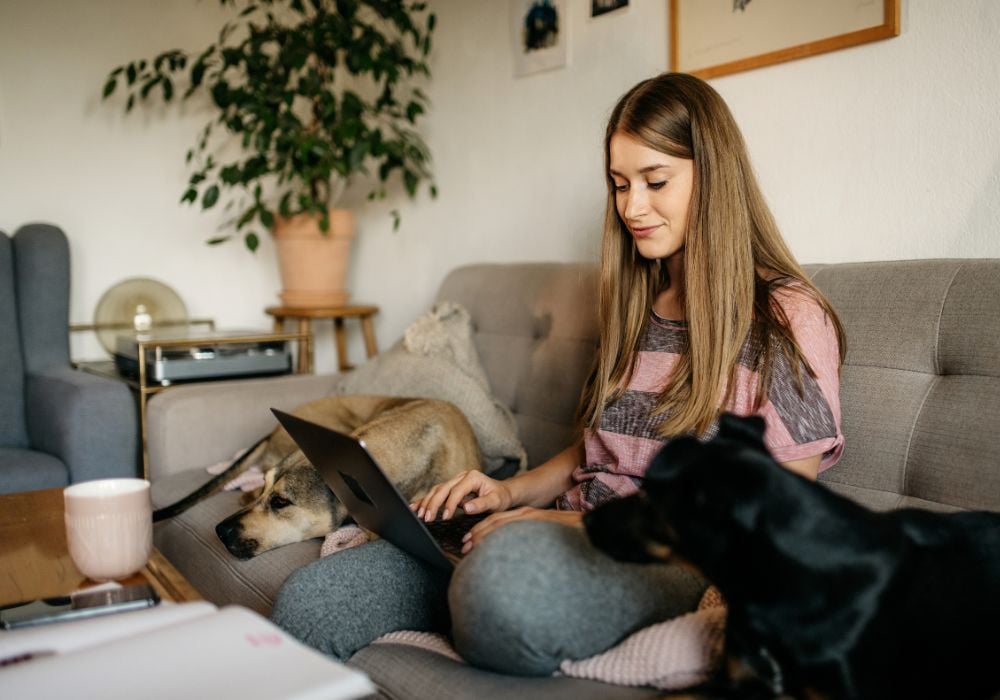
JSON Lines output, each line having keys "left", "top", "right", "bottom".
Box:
{"left": 348, "top": 643, "right": 661, "bottom": 700}
{"left": 0, "top": 447, "right": 67, "bottom": 495}
{"left": 151, "top": 468, "right": 320, "bottom": 615}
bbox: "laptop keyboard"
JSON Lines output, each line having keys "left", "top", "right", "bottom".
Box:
{"left": 423, "top": 513, "right": 490, "bottom": 558}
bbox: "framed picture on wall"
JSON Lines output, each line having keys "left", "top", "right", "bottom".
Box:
{"left": 512, "top": 0, "right": 568, "bottom": 77}
{"left": 591, "top": 0, "right": 628, "bottom": 18}
{"left": 670, "top": 0, "right": 900, "bottom": 79}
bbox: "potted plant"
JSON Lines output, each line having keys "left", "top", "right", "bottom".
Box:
{"left": 102, "top": 0, "right": 437, "bottom": 307}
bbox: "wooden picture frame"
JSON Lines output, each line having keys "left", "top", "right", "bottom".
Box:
{"left": 670, "top": 0, "right": 900, "bottom": 79}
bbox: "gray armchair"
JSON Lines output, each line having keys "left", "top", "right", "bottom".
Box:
{"left": 0, "top": 223, "right": 139, "bottom": 494}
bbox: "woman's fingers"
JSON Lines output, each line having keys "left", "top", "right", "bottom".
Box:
{"left": 410, "top": 471, "right": 469, "bottom": 520}
{"left": 459, "top": 508, "right": 583, "bottom": 554}
{"left": 441, "top": 472, "right": 490, "bottom": 520}
{"left": 460, "top": 507, "right": 531, "bottom": 553}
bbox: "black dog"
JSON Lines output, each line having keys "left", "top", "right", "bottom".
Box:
{"left": 584, "top": 413, "right": 1000, "bottom": 700}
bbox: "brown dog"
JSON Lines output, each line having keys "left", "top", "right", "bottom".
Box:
{"left": 212, "top": 395, "right": 482, "bottom": 559}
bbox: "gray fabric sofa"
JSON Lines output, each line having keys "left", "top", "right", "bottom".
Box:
{"left": 0, "top": 224, "right": 139, "bottom": 495}
{"left": 148, "top": 259, "right": 1000, "bottom": 699}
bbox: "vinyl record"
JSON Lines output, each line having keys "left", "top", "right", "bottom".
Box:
{"left": 93, "top": 277, "right": 188, "bottom": 355}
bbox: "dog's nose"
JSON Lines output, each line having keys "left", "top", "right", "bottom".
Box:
{"left": 216, "top": 518, "right": 240, "bottom": 541}
{"left": 215, "top": 518, "right": 258, "bottom": 560}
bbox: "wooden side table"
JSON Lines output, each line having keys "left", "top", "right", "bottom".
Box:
{"left": 265, "top": 304, "right": 379, "bottom": 373}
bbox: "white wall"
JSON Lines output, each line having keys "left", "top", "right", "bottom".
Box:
{"left": 2, "top": 1, "right": 999, "bottom": 373}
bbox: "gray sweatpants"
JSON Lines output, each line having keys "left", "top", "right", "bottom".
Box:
{"left": 272, "top": 519, "right": 706, "bottom": 676}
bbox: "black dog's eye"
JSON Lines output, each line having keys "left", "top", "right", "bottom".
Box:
{"left": 269, "top": 495, "right": 292, "bottom": 510}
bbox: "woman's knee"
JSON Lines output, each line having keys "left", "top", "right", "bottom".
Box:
{"left": 272, "top": 555, "right": 360, "bottom": 659}
{"left": 272, "top": 540, "right": 450, "bottom": 661}
{"left": 448, "top": 520, "right": 584, "bottom": 675}
{"left": 448, "top": 519, "right": 707, "bottom": 676}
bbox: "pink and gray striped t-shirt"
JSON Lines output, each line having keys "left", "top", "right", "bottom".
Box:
{"left": 557, "top": 286, "right": 844, "bottom": 512}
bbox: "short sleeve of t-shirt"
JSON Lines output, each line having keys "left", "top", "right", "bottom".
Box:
{"left": 747, "top": 286, "right": 844, "bottom": 471}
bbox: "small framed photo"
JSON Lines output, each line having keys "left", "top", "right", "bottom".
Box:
{"left": 511, "top": 0, "right": 568, "bottom": 77}
{"left": 591, "top": 0, "right": 628, "bottom": 18}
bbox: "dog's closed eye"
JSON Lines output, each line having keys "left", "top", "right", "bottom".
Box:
{"left": 269, "top": 494, "right": 292, "bottom": 510}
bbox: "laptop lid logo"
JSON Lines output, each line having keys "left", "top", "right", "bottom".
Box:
{"left": 339, "top": 470, "right": 375, "bottom": 507}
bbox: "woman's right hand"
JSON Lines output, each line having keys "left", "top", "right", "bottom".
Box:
{"left": 410, "top": 470, "right": 514, "bottom": 522}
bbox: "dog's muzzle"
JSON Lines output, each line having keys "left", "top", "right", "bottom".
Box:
{"left": 216, "top": 516, "right": 259, "bottom": 560}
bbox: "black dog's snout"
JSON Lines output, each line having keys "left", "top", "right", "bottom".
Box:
{"left": 584, "top": 496, "right": 663, "bottom": 564}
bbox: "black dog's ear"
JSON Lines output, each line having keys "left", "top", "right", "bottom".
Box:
{"left": 717, "top": 413, "right": 766, "bottom": 448}
{"left": 646, "top": 436, "right": 701, "bottom": 482}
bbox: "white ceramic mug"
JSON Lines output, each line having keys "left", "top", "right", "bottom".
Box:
{"left": 64, "top": 478, "right": 153, "bottom": 581}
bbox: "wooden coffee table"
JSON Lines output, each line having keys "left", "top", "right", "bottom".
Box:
{"left": 0, "top": 487, "right": 200, "bottom": 606}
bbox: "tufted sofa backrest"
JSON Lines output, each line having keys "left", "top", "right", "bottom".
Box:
{"left": 436, "top": 263, "right": 599, "bottom": 468}
{"left": 806, "top": 260, "right": 1000, "bottom": 512}
{"left": 438, "top": 259, "right": 1000, "bottom": 514}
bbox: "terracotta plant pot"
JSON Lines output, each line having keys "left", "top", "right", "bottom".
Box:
{"left": 272, "top": 209, "right": 354, "bottom": 307}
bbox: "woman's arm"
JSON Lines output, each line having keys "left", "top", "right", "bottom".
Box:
{"left": 782, "top": 454, "right": 820, "bottom": 480}
{"left": 502, "top": 442, "right": 583, "bottom": 508}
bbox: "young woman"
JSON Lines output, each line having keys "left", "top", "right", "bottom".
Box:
{"left": 272, "top": 72, "right": 846, "bottom": 677}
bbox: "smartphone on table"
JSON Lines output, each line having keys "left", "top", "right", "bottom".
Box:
{"left": 0, "top": 583, "right": 160, "bottom": 630}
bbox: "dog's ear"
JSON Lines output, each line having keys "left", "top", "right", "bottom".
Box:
{"left": 646, "top": 436, "right": 702, "bottom": 482}
{"left": 717, "top": 413, "right": 766, "bottom": 449}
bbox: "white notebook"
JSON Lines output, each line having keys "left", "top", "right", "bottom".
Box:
{"left": 0, "top": 604, "right": 374, "bottom": 700}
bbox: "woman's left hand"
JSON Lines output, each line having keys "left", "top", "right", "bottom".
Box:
{"left": 460, "top": 507, "right": 583, "bottom": 555}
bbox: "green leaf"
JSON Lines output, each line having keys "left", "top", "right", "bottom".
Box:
{"left": 180, "top": 188, "right": 198, "bottom": 204}
{"left": 191, "top": 62, "right": 206, "bottom": 89}
{"left": 405, "top": 101, "right": 423, "bottom": 123}
{"left": 348, "top": 140, "right": 367, "bottom": 171}
{"left": 126, "top": 63, "right": 137, "bottom": 85}
{"left": 162, "top": 77, "right": 174, "bottom": 101}
{"left": 211, "top": 82, "right": 231, "bottom": 108}
{"left": 279, "top": 191, "right": 293, "bottom": 217}
{"left": 207, "top": 235, "right": 231, "bottom": 245}
{"left": 391, "top": 209, "right": 400, "bottom": 231}
{"left": 102, "top": 78, "right": 117, "bottom": 99}
{"left": 202, "top": 184, "right": 220, "bottom": 209}
{"left": 259, "top": 208, "right": 275, "bottom": 229}
{"left": 403, "top": 169, "right": 418, "bottom": 197}
{"left": 140, "top": 76, "right": 162, "bottom": 99}
{"left": 237, "top": 205, "right": 257, "bottom": 228}
{"left": 126, "top": 94, "right": 135, "bottom": 112}
{"left": 245, "top": 231, "right": 260, "bottom": 252}
{"left": 430, "top": 183, "right": 438, "bottom": 198}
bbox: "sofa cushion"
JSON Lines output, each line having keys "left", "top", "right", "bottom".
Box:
{"left": 334, "top": 302, "right": 527, "bottom": 473}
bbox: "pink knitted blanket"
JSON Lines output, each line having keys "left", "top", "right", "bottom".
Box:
{"left": 370, "top": 580, "right": 728, "bottom": 691}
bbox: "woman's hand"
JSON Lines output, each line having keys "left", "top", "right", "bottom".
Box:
{"left": 460, "top": 508, "right": 583, "bottom": 555}
{"left": 411, "top": 470, "right": 514, "bottom": 522}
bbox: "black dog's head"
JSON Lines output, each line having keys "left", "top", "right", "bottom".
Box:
{"left": 584, "top": 413, "right": 809, "bottom": 591}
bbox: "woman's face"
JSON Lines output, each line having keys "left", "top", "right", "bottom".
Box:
{"left": 609, "top": 131, "right": 694, "bottom": 261}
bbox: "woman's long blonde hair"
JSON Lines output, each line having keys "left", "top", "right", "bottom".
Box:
{"left": 579, "top": 73, "right": 846, "bottom": 438}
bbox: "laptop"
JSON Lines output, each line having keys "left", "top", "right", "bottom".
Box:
{"left": 271, "top": 408, "right": 487, "bottom": 571}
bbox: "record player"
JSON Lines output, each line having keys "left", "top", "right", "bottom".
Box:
{"left": 114, "top": 328, "right": 292, "bottom": 385}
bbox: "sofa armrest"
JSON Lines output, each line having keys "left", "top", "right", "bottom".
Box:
{"left": 145, "top": 372, "right": 343, "bottom": 481}
{"left": 25, "top": 367, "right": 139, "bottom": 483}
